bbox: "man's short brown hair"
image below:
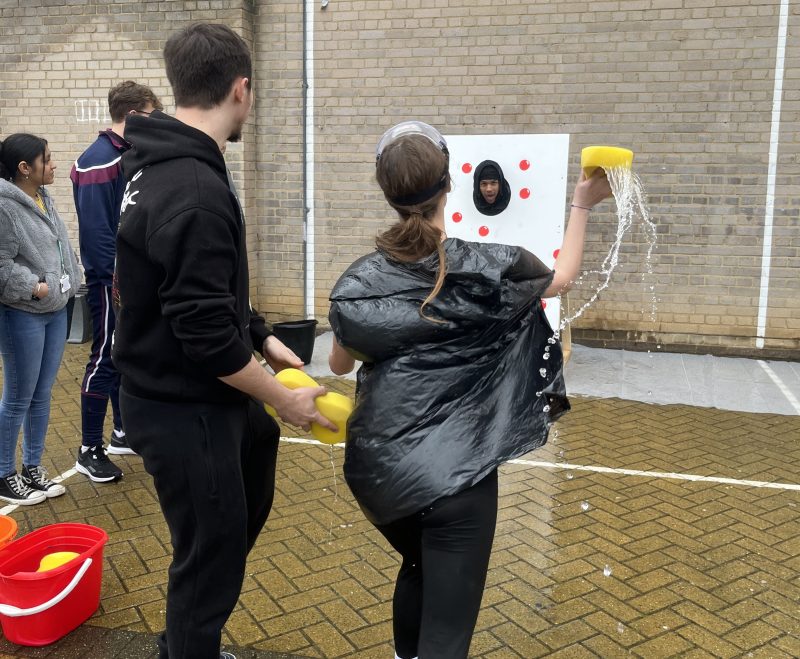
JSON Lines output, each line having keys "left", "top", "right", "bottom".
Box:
{"left": 164, "top": 23, "right": 251, "bottom": 109}
{"left": 108, "top": 81, "right": 163, "bottom": 123}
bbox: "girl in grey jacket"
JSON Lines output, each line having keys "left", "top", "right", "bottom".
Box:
{"left": 0, "top": 133, "right": 81, "bottom": 505}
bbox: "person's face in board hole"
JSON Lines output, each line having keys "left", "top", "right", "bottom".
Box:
{"left": 479, "top": 179, "right": 500, "bottom": 204}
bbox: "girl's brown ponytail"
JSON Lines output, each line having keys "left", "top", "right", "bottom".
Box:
{"left": 375, "top": 135, "right": 450, "bottom": 322}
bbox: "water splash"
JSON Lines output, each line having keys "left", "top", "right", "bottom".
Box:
{"left": 329, "top": 445, "right": 339, "bottom": 499}
{"left": 580, "top": 501, "right": 590, "bottom": 512}
{"left": 559, "top": 165, "right": 657, "bottom": 331}
{"left": 603, "top": 564, "right": 613, "bottom": 577}
{"left": 327, "top": 445, "right": 340, "bottom": 543}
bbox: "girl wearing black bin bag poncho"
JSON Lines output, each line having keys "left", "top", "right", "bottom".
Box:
{"left": 328, "top": 121, "right": 611, "bottom": 659}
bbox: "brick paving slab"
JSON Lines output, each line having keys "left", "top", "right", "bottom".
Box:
{"left": 0, "top": 344, "right": 798, "bottom": 658}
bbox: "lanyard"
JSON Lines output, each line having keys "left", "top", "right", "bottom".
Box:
{"left": 56, "top": 239, "right": 67, "bottom": 276}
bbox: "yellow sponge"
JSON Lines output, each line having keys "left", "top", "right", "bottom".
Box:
{"left": 37, "top": 551, "right": 80, "bottom": 572}
{"left": 265, "top": 368, "right": 353, "bottom": 444}
{"left": 581, "top": 146, "right": 634, "bottom": 176}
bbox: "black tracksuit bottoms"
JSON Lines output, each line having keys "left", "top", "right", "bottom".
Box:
{"left": 120, "top": 388, "right": 280, "bottom": 659}
{"left": 375, "top": 469, "right": 499, "bottom": 659}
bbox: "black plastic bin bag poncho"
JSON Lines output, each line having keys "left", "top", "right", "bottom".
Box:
{"left": 329, "top": 237, "right": 570, "bottom": 526}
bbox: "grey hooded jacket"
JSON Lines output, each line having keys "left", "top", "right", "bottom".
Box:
{"left": 0, "top": 178, "right": 81, "bottom": 313}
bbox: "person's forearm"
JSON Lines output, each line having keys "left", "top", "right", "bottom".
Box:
{"left": 219, "top": 356, "right": 292, "bottom": 407}
{"left": 329, "top": 342, "right": 356, "bottom": 375}
{"left": 545, "top": 207, "right": 589, "bottom": 297}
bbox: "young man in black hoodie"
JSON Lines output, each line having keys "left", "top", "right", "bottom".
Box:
{"left": 113, "top": 23, "right": 336, "bottom": 659}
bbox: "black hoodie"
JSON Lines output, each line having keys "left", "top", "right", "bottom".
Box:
{"left": 473, "top": 159, "right": 511, "bottom": 216}
{"left": 112, "top": 111, "right": 270, "bottom": 403}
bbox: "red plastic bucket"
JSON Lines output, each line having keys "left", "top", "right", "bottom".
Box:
{"left": 0, "top": 523, "right": 108, "bottom": 646}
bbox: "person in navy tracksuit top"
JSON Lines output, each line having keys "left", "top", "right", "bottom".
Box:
{"left": 70, "top": 81, "right": 161, "bottom": 484}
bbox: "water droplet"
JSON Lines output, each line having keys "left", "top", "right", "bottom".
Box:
{"left": 566, "top": 472, "right": 574, "bottom": 480}
{"left": 581, "top": 501, "right": 590, "bottom": 511}
{"left": 536, "top": 391, "right": 542, "bottom": 397}
{"left": 547, "top": 337, "right": 556, "bottom": 345}
{"left": 662, "top": 625, "right": 669, "bottom": 631}
{"left": 647, "top": 390, "right": 652, "bottom": 396}
{"left": 539, "top": 368, "right": 547, "bottom": 377}
{"left": 617, "top": 622, "right": 625, "bottom": 634}
{"left": 603, "top": 565, "right": 613, "bottom": 577}
{"left": 543, "top": 353, "right": 550, "bottom": 360}
{"left": 657, "top": 344, "right": 662, "bottom": 349}
{"left": 543, "top": 405, "right": 551, "bottom": 413}
{"left": 558, "top": 450, "right": 564, "bottom": 458}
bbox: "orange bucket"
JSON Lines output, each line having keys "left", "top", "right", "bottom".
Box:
{"left": 0, "top": 516, "right": 17, "bottom": 549}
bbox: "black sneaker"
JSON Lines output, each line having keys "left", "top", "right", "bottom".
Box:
{"left": 75, "top": 445, "right": 123, "bottom": 483}
{"left": 107, "top": 429, "right": 136, "bottom": 456}
{"left": 0, "top": 472, "right": 47, "bottom": 505}
{"left": 21, "top": 464, "right": 66, "bottom": 498}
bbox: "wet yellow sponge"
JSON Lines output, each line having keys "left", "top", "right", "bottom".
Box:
{"left": 581, "top": 146, "right": 634, "bottom": 176}
{"left": 265, "top": 368, "right": 353, "bottom": 444}
{"left": 37, "top": 551, "right": 80, "bottom": 572}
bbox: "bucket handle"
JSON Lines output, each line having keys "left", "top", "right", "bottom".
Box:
{"left": 0, "top": 558, "right": 93, "bottom": 618}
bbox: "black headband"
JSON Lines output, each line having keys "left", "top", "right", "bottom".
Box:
{"left": 388, "top": 147, "right": 450, "bottom": 206}
{"left": 390, "top": 173, "right": 448, "bottom": 206}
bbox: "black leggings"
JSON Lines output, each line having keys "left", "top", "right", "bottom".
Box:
{"left": 375, "top": 469, "right": 498, "bottom": 659}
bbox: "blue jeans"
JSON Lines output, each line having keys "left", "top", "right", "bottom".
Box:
{"left": 0, "top": 304, "right": 67, "bottom": 477}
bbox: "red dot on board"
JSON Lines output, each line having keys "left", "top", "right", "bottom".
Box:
{"left": 520, "top": 159, "right": 531, "bottom": 171}
{"left": 462, "top": 163, "right": 472, "bottom": 174}
{"left": 541, "top": 300, "right": 547, "bottom": 309}
{"left": 452, "top": 212, "right": 462, "bottom": 223}
{"left": 478, "top": 226, "right": 489, "bottom": 237}
{"left": 552, "top": 249, "right": 560, "bottom": 260}
{"left": 519, "top": 188, "right": 531, "bottom": 199}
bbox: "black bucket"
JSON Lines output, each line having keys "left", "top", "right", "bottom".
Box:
{"left": 271, "top": 319, "right": 318, "bottom": 365}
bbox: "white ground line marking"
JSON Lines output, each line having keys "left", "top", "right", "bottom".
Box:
{"left": 0, "top": 468, "right": 78, "bottom": 516}
{"left": 508, "top": 459, "right": 800, "bottom": 491}
{"left": 4, "top": 436, "right": 794, "bottom": 520}
{"left": 279, "top": 437, "right": 800, "bottom": 492}
{"left": 758, "top": 359, "right": 800, "bottom": 415}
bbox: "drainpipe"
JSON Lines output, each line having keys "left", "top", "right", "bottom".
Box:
{"left": 756, "top": 0, "right": 789, "bottom": 349}
{"left": 302, "top": 0, "right": 316, "bottom": 319}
